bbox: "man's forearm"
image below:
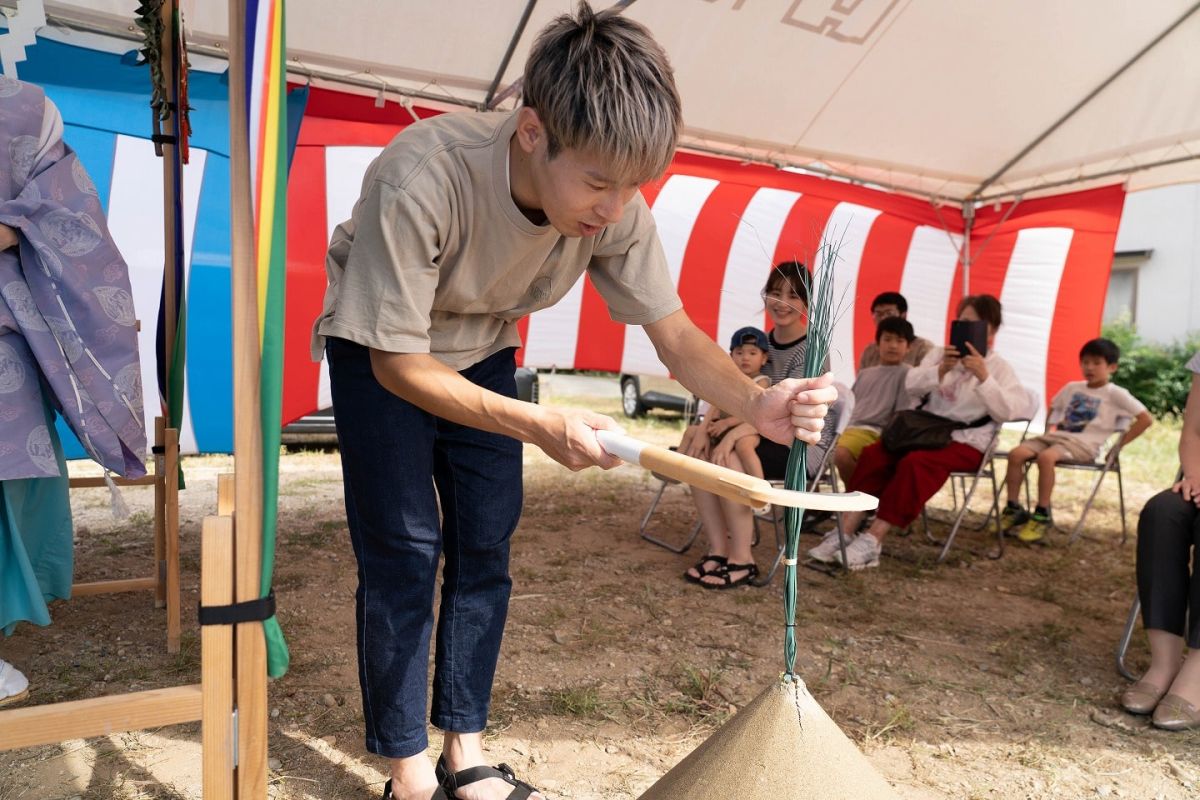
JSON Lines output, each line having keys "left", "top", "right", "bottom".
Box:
{"left": 647, "top": 311, "right": 762, "bottom": 421}
{"left": 369, "top": 350, "right": 542, "bottom": 442}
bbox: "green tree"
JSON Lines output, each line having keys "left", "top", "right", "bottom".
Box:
{"left": 1102, "top": 318, "right": 1199, "bottom": 418}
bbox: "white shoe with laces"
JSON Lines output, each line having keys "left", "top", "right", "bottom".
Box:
{"left": 806, "top": 529, "right": 849, "bottom": 563}
{"left": 0, "top": 659, "right": 29, "bottom": 707}
{"left": 835, "top": 533, "right": 882, "bottom": 570}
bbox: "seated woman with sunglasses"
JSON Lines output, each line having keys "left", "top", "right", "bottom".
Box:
{"left": 683, "top": 260, "right": 835, "bottom": 589}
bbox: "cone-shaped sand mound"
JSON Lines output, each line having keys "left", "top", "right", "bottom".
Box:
{"left": 637, "top": 678, "right": 899, "bottom": 799}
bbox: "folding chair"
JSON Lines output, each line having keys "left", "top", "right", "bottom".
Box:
{"left": 639, "top": 460, "right": 703, "bottom": 553}
{"left": 752, "top": 382, "right": 854, "bottom": 584}
{"left": 1116, "top": 594, "right": 1141, "bottom": 681}
{"left": 924, "top": 389, "right": 1040, "bottom": 563}
{"left": 1058, "top": 424, "right": 1131, "bottom": 545}
{"left": 1115, "top": 468, "right": 1181, "bottom": 681}
{"left": 991, "top": 387, "right": 1040, "bottom": 508}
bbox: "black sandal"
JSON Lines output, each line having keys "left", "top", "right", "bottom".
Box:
{"left": 699, "top": 562, "right": 758, "bottom": 590}
{"left": 381, "top": 779, "right": 450, "bottom": 799}
{"left": 684, "top": 554, "right": 727, "bottom": 583}
{"left": 437, "top": 755, "right": 541, "bottom": 800}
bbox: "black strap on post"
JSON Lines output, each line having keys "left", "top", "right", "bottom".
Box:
{"left": 151, "top": 133, "right": 178, "bottom": 145}
{"left": 199, "top": 589, "right": 277, "bottom": 626}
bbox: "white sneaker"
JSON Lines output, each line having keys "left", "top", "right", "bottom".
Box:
{"left": 807, "top": 529, "right": 849, "bottom": 563}
{"left": 834, "top": 533, "right": 882, "bottom": 570}
{"left": 0, "top": 659, "right": 29, "bottom": 707}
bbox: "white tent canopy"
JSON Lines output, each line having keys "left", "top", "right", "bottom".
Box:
{"left": 40, "top": 0, "right": 1200, "bottom": 203}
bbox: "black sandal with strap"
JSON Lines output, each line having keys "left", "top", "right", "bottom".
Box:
{"left": 381, "top": 779, "right": 450, "bottom": 800}
{"left": 683, "top": 554, "right": 727, "bottom": 583}
{"left": 436, "top": 755, "right": 541, "bottom": 800}
{"left": 699, "top": 561, "right": 758, "bottom": 590}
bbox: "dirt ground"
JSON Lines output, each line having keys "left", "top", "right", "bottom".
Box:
{"left": 2, "top": 386, "right": 1198, "bottom": 800}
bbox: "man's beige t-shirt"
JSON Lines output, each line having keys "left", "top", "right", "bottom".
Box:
{"left": 311, "top": 111, "right": 682, "bottom": 370}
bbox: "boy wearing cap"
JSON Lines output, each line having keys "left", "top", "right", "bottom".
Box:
{"left": 712, "top": 327, "right": 772, "bottom": 479}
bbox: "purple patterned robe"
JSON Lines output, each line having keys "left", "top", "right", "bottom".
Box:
{"left": 0, "top": 76, "right": 145, "bottom": 479}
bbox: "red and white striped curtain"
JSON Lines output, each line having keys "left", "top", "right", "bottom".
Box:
{"left": 284, "top": 88, "right": 1126, "bottom": 426}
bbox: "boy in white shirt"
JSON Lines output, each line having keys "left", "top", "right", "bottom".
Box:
{"left": 1002, "top": 338, "right": 1153, "bottom": 543}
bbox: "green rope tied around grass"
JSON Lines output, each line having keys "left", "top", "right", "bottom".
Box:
{"left": 782, "top": 240, "right": 840, "bottom": 679}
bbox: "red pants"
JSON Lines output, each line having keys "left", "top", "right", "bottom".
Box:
{"left": 849, "top": 442, "right": 984, "bottom": 528}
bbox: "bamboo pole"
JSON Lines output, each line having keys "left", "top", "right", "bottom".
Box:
{"left": 201, "top": 515, "right": 236, "bottom": 800}
{"left": 159, "top": 0, "right": 179, "bottom": 418}
{"left": 165, "top": 424, "right": 181, "bottom": 653}
{"left": 0, "top": 685, "right": 201, "bottom": 750}
{"left": 228, "top": 0, "right": 270, "bottom": 794}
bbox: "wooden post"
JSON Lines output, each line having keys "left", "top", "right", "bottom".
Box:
{"left": 218, "top": 472, "right": 236, "bottom": 516}
{"left": 201, "top": 515, "right": 236, "bottom": 800}
{"left": 228, "top": 1, "right": 270, "bottom": 794}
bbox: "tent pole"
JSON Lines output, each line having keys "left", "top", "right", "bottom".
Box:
{"left": 970, "top": 0, "right": 1200, "bottom": 200}
{"left": 483, "top": 0, "right": 538, "bottom": 109}
{"left": 487, "top": 0, "right": 640, "bottom": 109}
{"left": 961, "top": 201, "right": 974, "bottom": 295}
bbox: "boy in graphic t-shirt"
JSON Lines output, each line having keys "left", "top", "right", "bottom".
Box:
{"left": 1002, "top": 338, "right": 1153, "bottom": 543}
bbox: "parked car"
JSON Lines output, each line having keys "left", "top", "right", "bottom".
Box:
{"left": 618, "top": 373, "right": 696, "bottom": 418}
{"left": 282, "top": 367, "right": 539, "bottom": 443}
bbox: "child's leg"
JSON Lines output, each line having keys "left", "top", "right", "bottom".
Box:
{"left": 678, "top": 425, "right": 698, "bottom": 453}
{"left": 734, "top": 435, "right": 763, "bottom": 480}
{"left": 1005, "top": 444, "right": 1036, "bottom": 504}
{"left": 1034, "top": 445, "right": 1069, "bottom": 510}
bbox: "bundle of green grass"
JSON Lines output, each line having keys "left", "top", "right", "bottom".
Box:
{"left": 639, "top": 243, "right": 899, "bottom": 800}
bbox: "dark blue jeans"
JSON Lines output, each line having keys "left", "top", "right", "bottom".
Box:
{"left": 327, "top": 338, "right": 523, "bottom": 758}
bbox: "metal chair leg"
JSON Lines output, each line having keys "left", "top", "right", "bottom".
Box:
{"left": 1117, "top": 595, "right": 1141, "bottom": 681}
{"left": 938, "top": 472, "right": 983, "bottom": 563}
{"left": 987, "top": 471, "right": 1004, "bottom": 559}
{"left": 639, "top": 480, "right": 668, "bottom": 535}
{"left": 640, "top": 479, "right": 703, "bottom": 554}
{"left": 1067, "top": 462, "right": 1113, "bottom": 545}
{"left": 1117, "top": 465, "right": 1128, "bottom": 545}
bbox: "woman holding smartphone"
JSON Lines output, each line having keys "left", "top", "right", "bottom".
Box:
{"left": 819, "top": 295, "right": 1024, "bottom": 569}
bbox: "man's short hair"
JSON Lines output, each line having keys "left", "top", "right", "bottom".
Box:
{"left": 876, "top": 316, "right": 915, "bottom": 344}
{"left": 871, "top": 291, "right": 908, "bottom": 314}
{"left": 523, "top": 2, "right": 682, "bottom": 185}
{"left": 956, "top": 294, "right": 1003, "bottom": 330}
{"left": 764, "top": 260, "right": 810, "bottom": 306}
{"left": 1080, "top": 337, "right": 1121, "bottom": 364}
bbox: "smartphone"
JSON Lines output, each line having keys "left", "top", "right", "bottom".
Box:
{"left": 949, "top": 319, "right": 988, "bottom": 358}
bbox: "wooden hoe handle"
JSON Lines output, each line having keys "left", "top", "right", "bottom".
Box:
{"left": 596, "top": 431, "right": 878, "bottom": 513}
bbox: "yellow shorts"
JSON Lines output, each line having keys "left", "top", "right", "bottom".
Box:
{"left": 836, "top": 427, "right": 880, "bottom": 460}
